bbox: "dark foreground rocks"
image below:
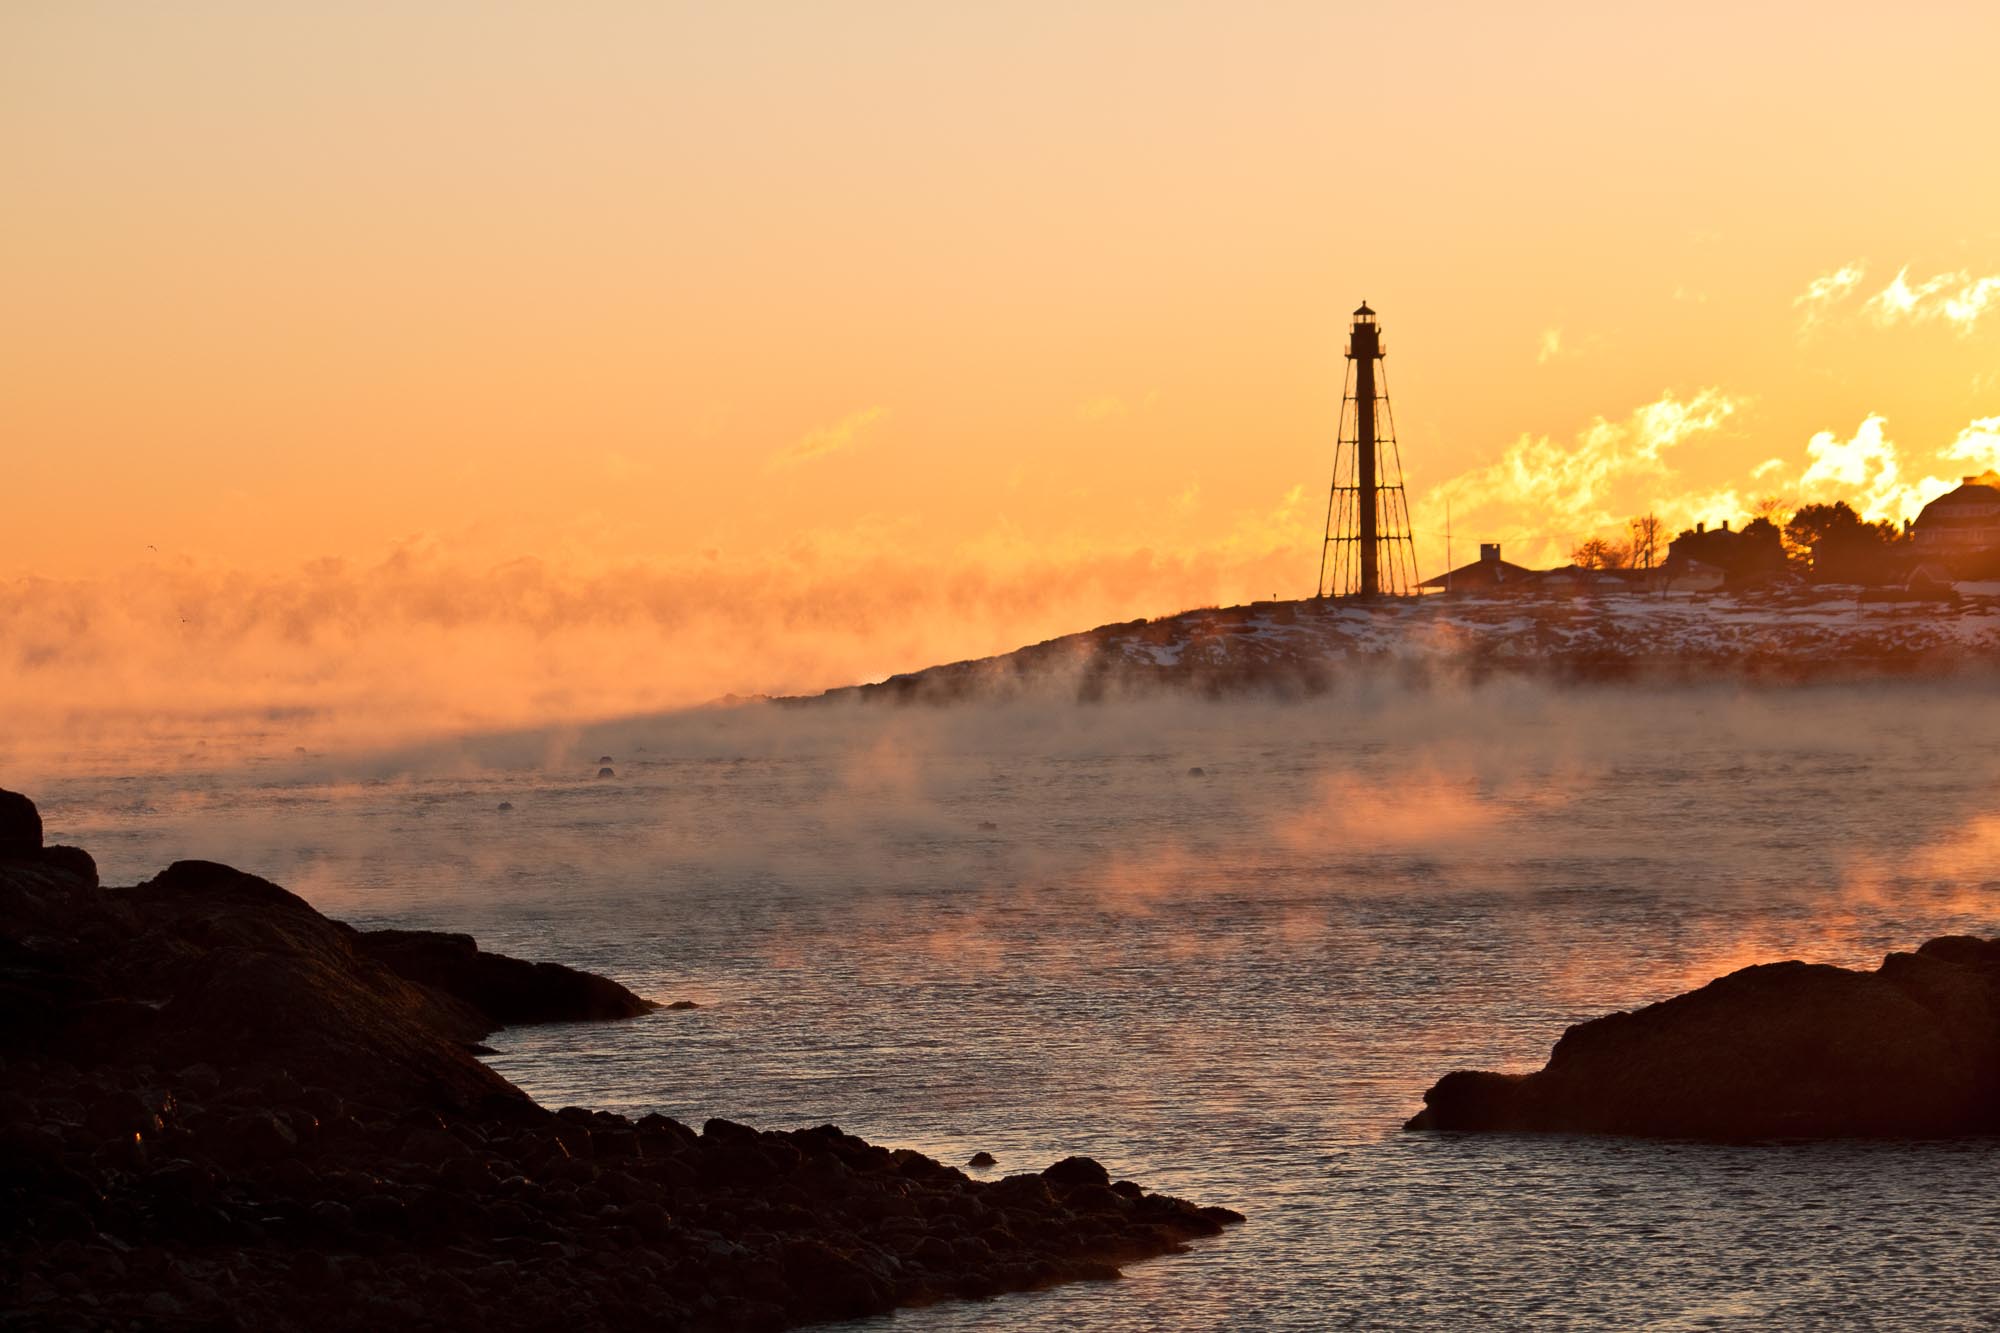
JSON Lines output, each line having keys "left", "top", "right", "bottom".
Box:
{"left": 1408, "top": 936, "right": 2000, "bottom": 1139}
{"left": 0, "top": 791, "right": 1240, "bottom": 1329}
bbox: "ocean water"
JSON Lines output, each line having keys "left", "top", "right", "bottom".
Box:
{"left": 27, "top": 677, "right": 2000, "bottom": 1330}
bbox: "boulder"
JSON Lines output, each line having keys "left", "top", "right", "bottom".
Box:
{"left": 1042, "top": 1156, "right": 1110, "bottom": 1187}
{"left": 39, "top": 846, "right": 98, "bottom": 889}
{"left": 0, "top": 788, "right": 43, "bottom": 855}
{"left": 354, "top": 929, "right": 657, "bottom": 1029}
{"left": 0, "top": 792, "right": 92, "bottom": 890}
{"left": 0, "top": 852, "right": 526, "bottom": 1111}
{"left": 1409, "top": 938, "right": 2000, "bottom": 1138}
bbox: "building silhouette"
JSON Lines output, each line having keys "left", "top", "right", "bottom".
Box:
{"left": 1913, "top": 474, "right": 2000, "bottom": 569}
{"left": 1419, "top": 543, "right": 1533, "bottom": 592}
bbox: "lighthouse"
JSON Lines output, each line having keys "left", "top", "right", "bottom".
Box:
{"left": 1316, "top": 301, "right": 1420, "bottom": 598}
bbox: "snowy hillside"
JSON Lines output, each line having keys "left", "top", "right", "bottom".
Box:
{"left": 824, "top": 589, "right": 2000, "bottom": 701}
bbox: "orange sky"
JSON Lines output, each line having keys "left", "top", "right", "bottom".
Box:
{"left": 5, "top": 2, "right": 2000, "bottom": 740}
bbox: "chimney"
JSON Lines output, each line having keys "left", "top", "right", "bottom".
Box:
{"left": 1721, "top": 518, "right": 1730, "bottom": 531}
{"left": 1479, "top": 543, "right": 1500, "bottom": 565}
{"left": 1696, "top": 521, "right": 1705, "bottom": 534}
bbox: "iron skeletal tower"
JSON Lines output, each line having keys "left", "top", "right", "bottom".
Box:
{"left": 1316, "top": 301, "right": 1420, "bottom": 598}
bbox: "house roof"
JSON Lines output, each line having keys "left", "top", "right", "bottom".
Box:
{"left": 1916, "top": 482, "right": 2000, "bottom": 528}
{"left": 1418, "top": 558, "right": 1537, "bottom": 589}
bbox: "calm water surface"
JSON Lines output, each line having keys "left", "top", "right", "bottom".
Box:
{"left": 31, "top": 679, "right": 2000, "bottom": 1329}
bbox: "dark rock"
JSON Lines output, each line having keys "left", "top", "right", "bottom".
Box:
{"left": 666, "top": 1000, "right": 699, "bottom": 1010}
{"left": 966, "top": 1151, "right": 997, "bottom": 1168}
{"left": 0, "top": 789, "right": 42, "bottom": 856}
{"left": 117, "top": 860, "right": 520, "bottom": 1112}
{"left": 221, "top": 1111, "right": 298, "bottom": 1163}
{"left": 597, "top": 756, "right": 614, "bottom": 765}
{"left": 635, "top": 1113, "right": 698, "bottom": 1149}
{"left": 403, "top": 1127, "right": 472, "bottom": 1162}
{"left": 85, "top": 1088, "right": 162, "bottom": 1139}
{"left": 291, "top": 1247, "right": 345, "bottom": 1289}
{"left": 38, "top": 846, "right": 97, "bottom": 888}
{"left": 0, "top": 793, "right": 1242, "bottom": 1331}
{"left": 178, "top": 1064, "right": 222, "bottom": 1096}
{"left": 1186, "top": 766, "right": 1205, "bottom": 777}
{"left": 1409, "top": 938, "right": 2000, "bottom": 1138}
{"left": 1065, "top": 1183, "right": 1125, "bottom": 1213}
{"left": 988, "top": 1173, "right": 1055, "bottom": 1208}
{"left": 496, "top": 802, "right": 513, "bottom": 813}
{"left": 777, "top": 1238, "right": 888, "bottom": 1322}
{"left": 702, "top": 1117, "right": 759, "bottom": 1143}
{"left": 355, "top": 928, "right": 657, "bottom": 1029}
{"left": 353, "top": 1193, "right": 409, "bottom": 1234}
{"left": 308, "top": 1200, "right": 354, "bottom": 1236}
{"left": 1042, "top": 1156, "right": 1110, "bottom": 1187}
{"left": 597, "top": 767, "right": 615, "bottom": 779}
{"left": 42, "top": 1198, "right": 96, "bottom": 1240}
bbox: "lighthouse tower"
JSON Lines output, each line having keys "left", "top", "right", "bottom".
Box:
{"left": 1316, "top": 302, "right": 1420, "bottom": 598}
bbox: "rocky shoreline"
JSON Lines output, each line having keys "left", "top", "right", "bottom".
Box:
{"left": 1408, "top": 935, "right": 2000, "bottom": 1139}
{"left": 811, "top": 590, "right": 2000, "bottom": 704}
{"left": 0, "top": 791, "right": 1241, "bottom": 1329}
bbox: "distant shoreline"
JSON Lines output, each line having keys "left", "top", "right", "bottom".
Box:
{"left": 792, "top": 587, "right": 2000, "bottom": 705}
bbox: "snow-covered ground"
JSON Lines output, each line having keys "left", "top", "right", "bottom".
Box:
{"left": 836, "top": 589, "right": 2000, "bottom": 700}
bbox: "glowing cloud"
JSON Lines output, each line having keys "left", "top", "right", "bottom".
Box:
{"left": 1943, "top": 417, "right": 2000, "bottom": 471}
{"left": 1793, "top": 262, "right": 2000, "bottom": 335}
{"left": 1798, "top": 415, "right": 1907, "bottom": 516}
{"left": 1536, "top": 329, "right": 1564, "bottom": 364}
{"left": 1943, "top": 278, "right": 2000, "bottom": 332}
{"left": 1864, "top": 268, "right": 1962, "bottom": 323}
{"left": 1753, "top": 415, "right": 1963, "bottom": 525}
{"left": 1862, "top": 267, "right": 2000, "bottom": 333}
{"left": 1418, "top": 389, "right": 1740, "bottom": 566}
{"left": 1794, "top": 262, "right": 1865, "bottom": 326}
{"left": 767, "top": 406, "right": 889, "bottom": 470}
{"left": 1421, "top": 393, "right": 2000, "bottom": 562}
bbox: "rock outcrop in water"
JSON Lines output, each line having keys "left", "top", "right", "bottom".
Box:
{"left": 1408, "top": 938, "right": 2000, "bottom": 1139}
{"left": 0, "top": 790, "right": 1241, "bottom": 1328}
{"left": 354, "top": 927, "right": 658, "bottom": 1030}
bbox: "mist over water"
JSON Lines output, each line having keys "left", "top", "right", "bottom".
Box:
{"left": 29, "top": 677, "right": 2000, "bottom": 1328}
